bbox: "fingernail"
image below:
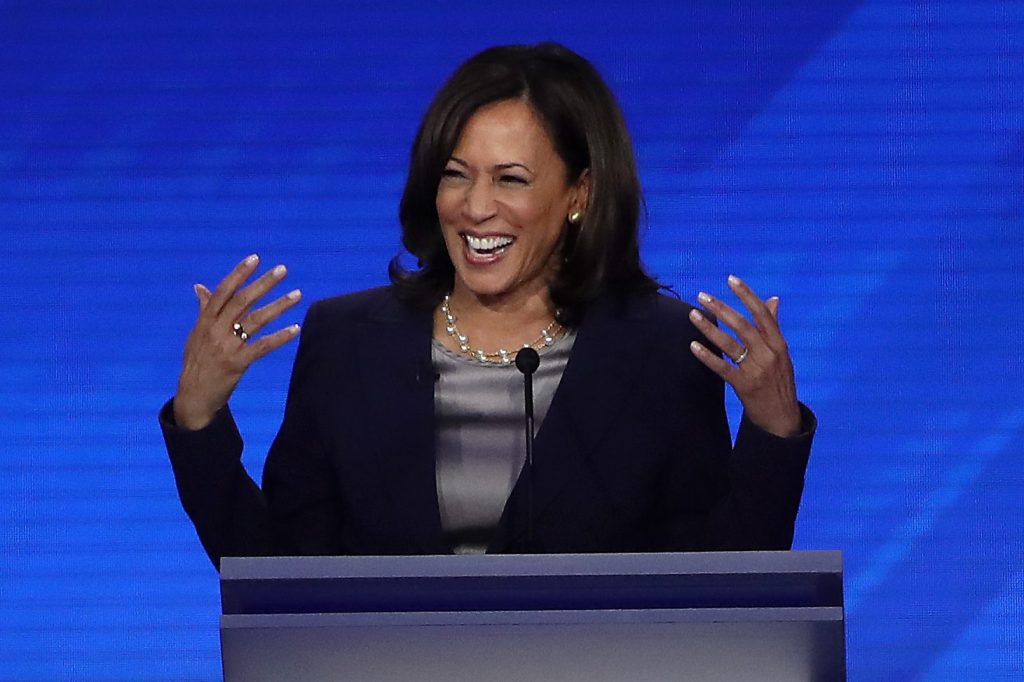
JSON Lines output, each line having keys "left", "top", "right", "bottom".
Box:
{"left": 727, "top": 274, "right": 740, "bottom": 285}
{"left": 697, "top": 292, "right": 712, "bottom": 304}
{"left": 286, "top": 289, "right": 301, "bottom": 300}
{"left": 689, "top": 309, "right": 703, "bottom": 322}
{"left": 690, "top": 341, "right": 703, "bottom": 354}
{"left": 245, "top": 254, "right": 259, "bottom": 265}
{"left": 289, "top": 324, "right": 301, "bottom": 334}
{"left": 193, "top": 283, "right": 203, "bottom": 298}
{"left": 272, "top": 264, "right": 287, "bottom": 277}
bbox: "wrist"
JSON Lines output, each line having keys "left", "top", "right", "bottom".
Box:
{"left": 171, "top": 396, "right": 216, "bottom": 431}
{"left": 747, "top": 404, "right": 802, "bottom": 438}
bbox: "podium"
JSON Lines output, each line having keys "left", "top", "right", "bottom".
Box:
{"left": 220, "top": 551, "right": 845, "bottom": 681}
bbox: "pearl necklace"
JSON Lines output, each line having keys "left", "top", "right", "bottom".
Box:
{"left": 440, "top": 294, "right": 563, "bottom": 365}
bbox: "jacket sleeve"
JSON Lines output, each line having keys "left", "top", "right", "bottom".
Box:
{"left": 650, "top": 298, "right": 815, "bottom": 551}
{"left": 704, "top": 404, "right": 816, "bottom": 550}
{"left": 159, "top": 301, "right": 343, "bottom": 569}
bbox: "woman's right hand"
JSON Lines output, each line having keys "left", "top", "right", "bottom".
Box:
{"left": 173, "top": 254, "right": 302, "bottom": 430}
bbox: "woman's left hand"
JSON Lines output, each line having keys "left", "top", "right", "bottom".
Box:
{"left": 687, "top": 275, "right": 802, "bottom": 438}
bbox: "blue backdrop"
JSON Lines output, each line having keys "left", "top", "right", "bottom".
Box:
{"left": 2, "top": 1, "right": 1022, "bottom": 679}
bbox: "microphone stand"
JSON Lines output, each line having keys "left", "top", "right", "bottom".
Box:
{"left": 515, "top": 347, "right": 540, "bottom": 553}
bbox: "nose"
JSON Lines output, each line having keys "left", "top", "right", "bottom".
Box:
{"left": 462, "top": 177, "right": 498, "bottom": 224}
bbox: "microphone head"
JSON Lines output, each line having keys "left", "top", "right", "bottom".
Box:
{"left": 515, "top": 347, "right": 540, "bottom": 375}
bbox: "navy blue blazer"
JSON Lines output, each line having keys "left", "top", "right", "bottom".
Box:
{"left": 161, "top": 286, "right": 814, "bottom": 569}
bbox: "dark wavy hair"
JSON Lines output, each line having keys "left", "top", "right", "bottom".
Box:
{"left": 389, "top": 42, "right": 660, "bottom": 323}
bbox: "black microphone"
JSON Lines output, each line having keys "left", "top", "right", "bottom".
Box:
{"left": 515, "top": 347, "right": 540, "bottom": 552}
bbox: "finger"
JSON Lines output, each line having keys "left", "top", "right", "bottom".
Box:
{"left": 767, "top": 296, "right": 779, "bottom": 319}
{"left": 689, "top": 340, "right": 739, "bottom": 383}
{"left": 241, "top": 324, "right": 302, "bottom": 363}
{"left": 193, "top": 283, "right": 213, "bottom": 311}
{"left": 244, "top": 289, "right": 302, "bottom": 335}
{"left": 223, "top": 263, "right": 289, "bottom": 323}
{"left": 696, "top": 290, "right": 759, "bottom": 349}
{"left": 726, "top": 275, "right": 781, "bottom": 340}
{"left": 208, "top": 254, "right": 260, "bottom": 316}
{"left": 688, "top": 308, "right": 746, "bottom": 364}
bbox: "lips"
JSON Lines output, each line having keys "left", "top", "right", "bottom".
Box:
{"left": 461, "top": 233, "right": 514, "bottom": 264}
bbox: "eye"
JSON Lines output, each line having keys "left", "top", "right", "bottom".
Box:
{"left": 441, "top": 168, "right": 466, "bottom": 179}
{"left": 498, "top": 174, "right": 528, "bottom": 185}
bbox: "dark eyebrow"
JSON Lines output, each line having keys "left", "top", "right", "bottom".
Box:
{"left": 495, "top": 162, "right": 533, "bottom": 174}
{"left": 447, "top": 156, "right": 533, "bottom": 175}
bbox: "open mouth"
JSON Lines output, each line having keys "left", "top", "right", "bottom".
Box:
{"left": 463, "top": 233, "right": 514, "bottom": 257}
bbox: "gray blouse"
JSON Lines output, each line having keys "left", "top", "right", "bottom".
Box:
{"left": 432, "top": 331, "right": 577, "bottom": 554}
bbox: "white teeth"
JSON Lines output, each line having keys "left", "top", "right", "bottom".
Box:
{"left": 464, "top": 234, "right": 514, "bottom": 252}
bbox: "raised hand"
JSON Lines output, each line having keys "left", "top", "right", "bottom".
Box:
{"left": 173, "top": 254, "right": 302, "bottom": 430}
{"left": 687, "top": 275, "right": 801, "bottom": 438}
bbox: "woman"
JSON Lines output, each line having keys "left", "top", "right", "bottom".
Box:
{"left": 161, "top": 43, "right": 814, "bottom": 568}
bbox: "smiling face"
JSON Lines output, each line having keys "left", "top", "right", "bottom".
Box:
{"left": 436, "top": 98, "right": 588, "bottom": 308}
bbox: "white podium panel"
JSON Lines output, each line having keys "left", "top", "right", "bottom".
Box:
{"left": 220, "top": 552, "right": 846, "bottom": 681}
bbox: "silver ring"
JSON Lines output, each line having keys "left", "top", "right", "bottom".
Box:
{"left": 232, "top": 322, "right": 249, "bottom": 342}
{"left": 734, "top": 347, "right": 748, "bottom": 364}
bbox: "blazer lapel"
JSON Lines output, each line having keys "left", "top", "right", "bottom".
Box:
{"left": 352, "top": 293, "right": 447, "bottom": 553}
{"left": 489, "top": 294, "right": 658, "bottom": 553}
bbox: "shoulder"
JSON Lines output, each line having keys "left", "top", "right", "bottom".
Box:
{"left": 649, "top": 291, "right": 701, "bottom": 335}
{"left": 303, "top": 285, "right": 424, "bottom": 332}
{"left": 586, "top": 289, "right": 701, "bottom": 339}
{"left": 288, "top": 285, "right": 433, "bottom": 390}
{"left": 643, "top": 292, "right": 708, "bottom": 360}
{"left": 294, "top": 285, "right": 429, "bottom": 360}
{"left": 584, "top": 290, "right": 718, "bottom": 386}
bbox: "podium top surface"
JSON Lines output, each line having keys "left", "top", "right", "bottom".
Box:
{"left": 220, "top": 551, "right": 843, "bottom": 616}
{"left": 222, "top": 551, "right": 840, "bottom": 580}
